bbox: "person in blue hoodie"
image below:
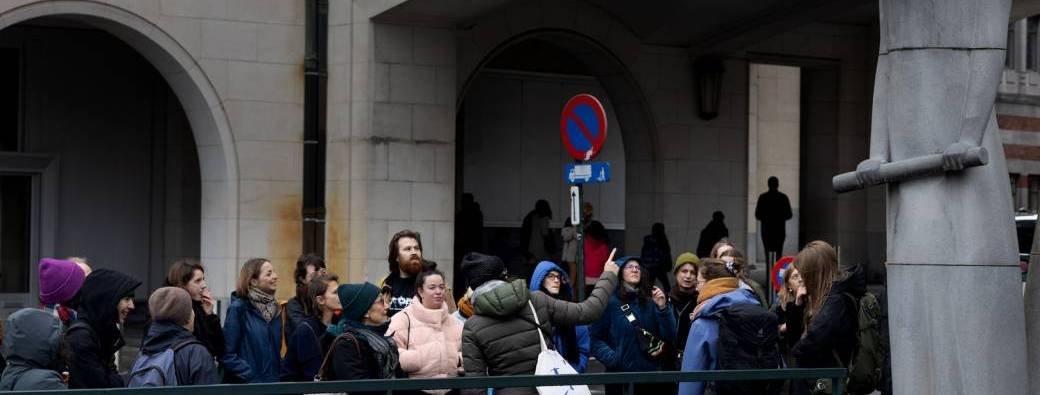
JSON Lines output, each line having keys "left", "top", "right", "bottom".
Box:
{"left": 222, "top": 258, "right": 282, "bottom": 383}
{"left": 591, "top": 256, "right": 676, "bottom": 395}
{"left": 679, "top": 258, "right": 762, "bottom": 395}
{"left": 529, "top": 260, "right": 591, "bottom": 373}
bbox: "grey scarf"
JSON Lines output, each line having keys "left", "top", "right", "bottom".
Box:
{"left": 248, "top": 286, "right": 279, "bottom": 322}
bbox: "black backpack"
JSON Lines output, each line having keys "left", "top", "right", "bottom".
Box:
{"left": 713, "top": 303, "right": 783, "bottom": 395}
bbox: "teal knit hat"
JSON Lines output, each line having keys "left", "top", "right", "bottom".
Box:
{"left": 337, "top": 282, "right": 380, "bottom": 322}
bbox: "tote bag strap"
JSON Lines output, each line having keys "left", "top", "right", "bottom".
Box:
{"left": 526, "top": 300, "right": 548, "bottom": 352}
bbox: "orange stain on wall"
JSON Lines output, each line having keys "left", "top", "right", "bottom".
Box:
{"left": 270, "top": 195, "right": 302, "bottom": 301}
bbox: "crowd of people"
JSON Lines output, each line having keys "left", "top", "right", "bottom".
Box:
{"left": 0, "top": 227, "right": 887, "bottom": 395}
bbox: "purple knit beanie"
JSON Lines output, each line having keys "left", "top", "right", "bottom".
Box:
{"left": 39, "top": 258, "right": 86, "bottom": 305}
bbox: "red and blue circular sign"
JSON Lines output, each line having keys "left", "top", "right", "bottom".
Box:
{"left": 560, "top": 94, "right": 608, "bottom": 161}
{"left": 771, "top": 256, "right": 795, "bottom": 292}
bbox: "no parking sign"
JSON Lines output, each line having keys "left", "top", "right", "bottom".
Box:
{"left": 771, "top": 256, "right": 795, "bottom": 292}
{"left": 560, "top": 94, "right": 608, "bottom": 161}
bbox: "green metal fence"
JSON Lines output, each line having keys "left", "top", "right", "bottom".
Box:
{"left": 6, "top": 368, "right": 847, "bottom": 395}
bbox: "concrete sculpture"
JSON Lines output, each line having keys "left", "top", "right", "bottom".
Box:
{"left": 834, "top": 0, "right": 1028, "bottom": 393}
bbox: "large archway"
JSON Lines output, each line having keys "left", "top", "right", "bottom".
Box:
{"left": 0, "top": 1, "right": 239, "bottom": 299}
{"left": 454, "top": 26, "right": 657, "bottom": 287}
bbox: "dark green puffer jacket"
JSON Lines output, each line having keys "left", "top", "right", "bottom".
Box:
{"left": 461, "top": 272, "right": 617, "bottom": 395}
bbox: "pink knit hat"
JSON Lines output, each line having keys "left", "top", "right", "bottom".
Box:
{"left": 39, "top": 258, "right": 86, "bottom": 305}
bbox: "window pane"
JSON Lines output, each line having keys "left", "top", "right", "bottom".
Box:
{"left": 0, "top": 48, "right": 18, "bottom": 152}
{"left": 0, "top": 175, "right": 30, "bottom": 293}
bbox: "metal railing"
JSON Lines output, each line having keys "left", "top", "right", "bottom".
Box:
{"left": 6, "top": 368, "right": 848, "bottom": 395}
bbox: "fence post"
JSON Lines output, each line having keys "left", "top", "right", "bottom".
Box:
{"left": 832, "top": 376, "right": 844, "bottom": 395}
{"left": 624, "top": 381, "right": 635, "bottom": 395}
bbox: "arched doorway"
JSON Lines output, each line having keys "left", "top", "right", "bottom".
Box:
{"left": 0, "top": 1, "right": 239, "bottom": 306}
{"left": 454, "top": 28, "right": 655, "bottom": 290}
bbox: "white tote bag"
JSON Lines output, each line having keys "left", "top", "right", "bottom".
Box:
{"left": 528, "top": 301, "right": 592, "bottom": 395}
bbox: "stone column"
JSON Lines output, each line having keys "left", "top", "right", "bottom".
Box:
{"left": 1018, "top": 174, "right": 1030, "bottom": 211}
{"left": 874, "top": 1, "right": 1028, "bottom": 393}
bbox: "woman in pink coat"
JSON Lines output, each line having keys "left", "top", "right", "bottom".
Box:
{"left": 386, "top": 270, "right": 463, "bottom": 395}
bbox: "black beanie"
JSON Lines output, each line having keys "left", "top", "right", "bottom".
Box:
{"left": 461, "top": 252, "right": 506, "bottom": 290}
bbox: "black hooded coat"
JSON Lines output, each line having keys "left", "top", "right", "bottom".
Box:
{"left": 65, "top": 269, "right": 141, "bottom": 389}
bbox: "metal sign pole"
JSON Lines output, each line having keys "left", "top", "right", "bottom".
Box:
{"left": 575, "top": 183, "right": 585, "bottom": 301}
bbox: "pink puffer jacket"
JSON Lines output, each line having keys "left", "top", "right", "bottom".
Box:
{"left": 386, "top": 297, "right": 464, "bottom": 392}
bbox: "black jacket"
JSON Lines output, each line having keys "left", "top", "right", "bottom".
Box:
{"left": 191, "top": 300, "right": 225, "bottom": 359}
{"left": 283, "top": 297, "right": 307, "bottom": 341}
{"left": 324, "top": 325, "right": 403, "bottom": 395}
{"left": 138, "top": 321, "right": 219, "bottom": 385}
{"left": 281, "top": 317, "right": 327, "bottom": 382}
{"left": 65, "top": 269, "right": 141, "bottom": 389}
{"left": 669, "top": 287, "right": 698, "bottom": 357}
{"left": 791, "top": 265, "right": 866, "bottom": 369}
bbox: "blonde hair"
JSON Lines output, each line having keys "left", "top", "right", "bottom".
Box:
{"left": 793, "top": 241, "right": 844, "bottom": 319}
{"left": 779, "top": 266, "right": 798, "bottom": 307}
{"left": 710, "top": 239, "right": 735, "bottom": 258}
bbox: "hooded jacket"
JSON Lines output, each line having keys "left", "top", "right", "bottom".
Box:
{"left": 0, "top": 309, "right": 66, "bottom": 391}
{"left": 529, "top": 261, "right": 591, "bottom": 373}
{"left": 791, "top": 265, "right": 867, "bottom": 369}
{"left": 590, "top": 289, "right": 677, "bottom": 373}
{"left": 386, "top": 296, "right": 463, "bottom": 393}
{"left": 138, "top": 321, "right": 219, "bottom": 386}
{"left": 222, "top": 292, "right": 283, "bottom": 383}
{"left": 461, "top": 271, "right": 618, "bottom": 395}
{"left": 678, "top": 288, "right": 762, "bottom": 395}
{"left": 66, "top": 269, "right": 141, "bottom": 389}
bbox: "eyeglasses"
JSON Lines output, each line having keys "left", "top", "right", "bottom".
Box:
{"left": 545, "top": 273, "right": 562, "bottom": 280}
{"left": 623, "top": 266, "right": 641, "bottom": 272}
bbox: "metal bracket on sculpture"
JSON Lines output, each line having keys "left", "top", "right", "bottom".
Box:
{"left": 832, "top": 146, "right": 988, "bottom": 193}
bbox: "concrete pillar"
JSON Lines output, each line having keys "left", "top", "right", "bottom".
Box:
{"left": 1018, "top": 174, "right": 1030, "bottom": 211}
{"left": 1017, "top": 18, "right": 1028, "bottom": 72}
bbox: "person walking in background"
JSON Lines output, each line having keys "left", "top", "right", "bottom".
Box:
{"left": 281, "top": 273, "right": 340, "bottom": 382}
{"left": 755, "top": 176, "right": 793, "bottom": 261}
{"left": 560, "top": 218, "right": 579, "bottom": 291}
{"left": 697, "top": 211, "right": 730, "bottom": 258}
{"left": 520, "top": 199, "right": 554, "bottom": 280}
{"left": 669, "top": 252, "right": 700, "bottom": 367}
{"left": 640, "top": 223, "right": 673, "bottom": 293}
{"left": 166, "top": 259, "right": 225, "bottom": 363}
{"left": 0, "top": 309, "right": 67, "bottom": 390}
{"left": 284, "top": 254, "right": 326, "bottom": 339}
{"left": 529, "top": 261, "right": 591, "bottom": 373}
{"left": 222, "top": 258, "right": 282, "bottom": 383}
{"left": 583, "top": 220, "right": 610, "bottom": 297}
{"left": 66, "top": 268, "right": 141, "bottom": 389}
{"left": 790, "top": 241, "right": 864, "bottom": 394}
{"left": 386, "top": 270, "right": 463, "bottom": 394}
{"left": 591, "top": 256, "right": 677, "bottom": 395}
{"left": 38, "top": 258, "right": 87, "bottom": 328}
{"left": 321, "top": 282, "right": 402, "bottom": 386}
{"left": 383, "top": 230, "right": 436, "bottom": 318}
{"left": 130, "top": 287, "right": 218, "bottom": 386}
{"left": 460, "top": 252, "right": 619, "bottom": 395}
{"left": 456, "top": 193, "right": 486, "bottom": 298}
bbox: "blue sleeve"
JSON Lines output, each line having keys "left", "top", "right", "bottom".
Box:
{"left": 589, "top": 312, "right": 619, "bottom": 370}
{"left": 300, "top": 327, "right": 323, "bottom": 380}
{"left": 221, "top": 301, "right": 254, "bottom": 382}
{"left": 575, "top": 325, "right": 591, "bottom": 373}
{"left": 655, "top": 303, "right": 678, "bottom": 344}
{"left": 678, "top": 318, "right": 719, "bottom": 395}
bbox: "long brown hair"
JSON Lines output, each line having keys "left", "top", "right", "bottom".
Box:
{"left": 698, "top": 258, "right": 737, "bottom": 281}
{"left": 166, "top": 259, "right": 204, "bottom": 287}
{"left": 236, "top": 258, "right": 270, "bottom": 297}
{"left": 387, "top": 230, "right": 423, "bottom": 274}
{"left": 793, "top": 241, "right": 844, "bottom": 318}
{"left": 710, "top": 239, "right": 735, "bottom": 258}
{"left": 304, "top": 273, "right": 339, "bottom": 319}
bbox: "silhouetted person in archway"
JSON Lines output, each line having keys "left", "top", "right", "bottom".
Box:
{"left": 696, "top": 211, "right": 729, "bottom": 258}
{"left": 755, "top": 176, "right": 792, "bottom": 261}
{"left": 454, "top": 193, "right": 484, "bottom": 299}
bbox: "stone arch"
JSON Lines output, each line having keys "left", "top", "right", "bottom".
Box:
{"left": 458, "top": 0, "right": 659, "bottom": 249}
{"left": 0, "top": 1, "right": 240, "bottom": 295}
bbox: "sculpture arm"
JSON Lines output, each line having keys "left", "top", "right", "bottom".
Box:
{"left": 944, "top": 50, "right": 1004, "bottom": 170}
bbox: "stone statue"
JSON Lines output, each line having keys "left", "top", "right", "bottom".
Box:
{"left": 834, "top": 0, "right": 1028, "bottom": 393}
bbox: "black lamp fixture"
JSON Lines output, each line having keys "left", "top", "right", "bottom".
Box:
{"left": 694, "top": 56, "right": 725, "bottom": 121}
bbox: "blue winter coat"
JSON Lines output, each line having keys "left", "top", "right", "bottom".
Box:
{"left": 678, "top": 288, "right": 761, "bottom": 395}
{"left": 590, "top": 291, "right": 677, "bottom": 372}
{"left": 222, "top": 294, "right": 282, "bottom": 383}
{"left": 529, "top": 261, "right": 591, "bottom": 373}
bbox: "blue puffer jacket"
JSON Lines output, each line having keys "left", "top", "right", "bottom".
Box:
{"left": 222, "top": 293, "right": 282, "bottom": 383}
{"left": 678, "top": 288, "right": 761, "bottom": 395}
{"left": 529, "top": 261, "right": 591, "bottom": 373}
{"left": 590, "top": 290, "right": 677, "bottom": 372}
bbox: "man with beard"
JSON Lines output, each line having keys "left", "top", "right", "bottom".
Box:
{"left": 381, "top": 230, "right": 436, "bottom": 318}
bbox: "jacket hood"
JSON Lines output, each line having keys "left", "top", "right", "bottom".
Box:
{"left": 1, "top": 309, "right": 63, "bottom": 370}
{"left": 530, "top": 261, "right": 572, "bottom": 299}
{"left": 695, "top": 288, "right": 760, "bottom": 320}
{"left": 78, "top": 269, "right": 141, "bottom": 343}
{"left": 140, "top": 320, "right": 196, "bottom": 355}
{"left": 830, "top": 264, "right": 867, "bottom": 298}
{"left": 471, "top": 279, "right": 530, "bottom": 317}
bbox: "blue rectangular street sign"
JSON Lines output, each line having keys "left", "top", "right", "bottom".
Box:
{"left": 565, "top": 161, "right": 611, "bottom": 184}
